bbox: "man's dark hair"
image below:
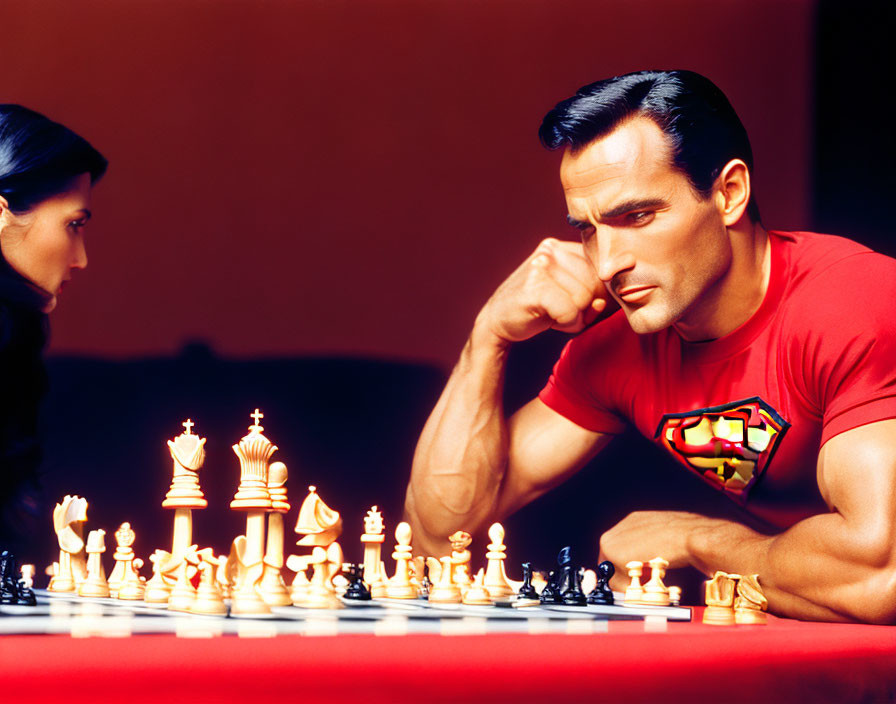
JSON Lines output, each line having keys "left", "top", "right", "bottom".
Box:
{"left": 539, "top": 70, "right": 760, "bottom": 222}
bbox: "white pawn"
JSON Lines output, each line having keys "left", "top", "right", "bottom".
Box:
{"left": 642, "top": 557, "right": 671, "bottom": 606}
{"left": 386, "top": 522, "right": 417, "bottom": 599}
{"left": 303, "top": 546, "right": 343, "bottom": 609}
{"left": 462, "top": 570, "right": 492, "bottom": 606}
{"left": 428, "top": 556, "right": 461, "bottom": 604}
{"left": 190, "top": 551, "right": 227, "bottom": 615}
{"left": 78, "top": 529, "right": 110, "bottom": 597}
{"left": 483, "top": 523, "right": 513, "bottom": 597}
{"left": 623, "top": 561, "right": 644, "bottom": 605}
{"left": 144, "top": 550, "right": 172, "bottom": 604}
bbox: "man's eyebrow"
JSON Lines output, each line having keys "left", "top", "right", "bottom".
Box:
{"left": 566, "top": 214, "right": 592, "bottom": 230}
{"left": 566, "top": 198, "right": 668, "bottom": 230}
{"left": 599, "top": 198, "right": 667, "bottom": 220}
{"left": 74, "top": 209, "right": 92, "bottom": 220}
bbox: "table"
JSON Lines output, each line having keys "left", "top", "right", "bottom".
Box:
{"left": 3, "top": 607, "right": 895, "bottom": 703}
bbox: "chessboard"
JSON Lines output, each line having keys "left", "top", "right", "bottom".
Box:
{"left": 0, "top": 589, "right": 691, "bottom": 637}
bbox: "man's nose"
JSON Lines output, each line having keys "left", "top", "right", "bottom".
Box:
{"left": 594, "top": 228, "right": 635, "bottom": 282}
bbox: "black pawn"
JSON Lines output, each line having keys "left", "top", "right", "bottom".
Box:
{"left": 0, "top": 551, "right": 19, "bottom": 605}
{"left": 517, "top": 562, "right": 538, "bottom": 600}
{"left": 587, "top": 560, "right": 616, "bottom": 605}
{"left": 560, "top": 555, "right": 587, "bottom": 606}
{"left": 342, "top": 563, "right": 372, "bottom": 601}
{"left": 16, "top": 578, "right": 37, "bottom": 606}
{"left": 539, "top": 570, "right": 561, "bottom": 604}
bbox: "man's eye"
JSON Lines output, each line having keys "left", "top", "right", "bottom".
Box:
{"left": 627, "top": 211, "right": 654, "bottom": 225}
{"left": 68, "top": 221, "right": 86, "bottom": 233}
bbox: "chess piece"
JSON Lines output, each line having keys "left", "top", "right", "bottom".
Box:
{"left": 556, "top": 547, "right": 587, "bottom": 606}
{"left": 289, "top": 565, "right": 311, "bottom": 605}
{"left": 163, "top": 420, "right": 208, "bottom": 568}
{"left": 117, "top": 557, "right": 146, "bottom": 601}
{"left": 302, "top": 545, "right": 344, "bottom": 609}
{"left": 48, "top": 495, "right": 88, "bottom": 592}
{"left": 705, "top": 571, "right": 738, "bottom": 607}
{"left": 0, "top": 551, "right": 18, "bottom": 604}
{"left": 462, "top": 570, "right": 493, "bottom": 605}
{"left": 109, "top": 522, "right": 136, "bottom": 598}
{"left": 361, "top": 506, "right": 386, "bottom": 588}
{"left": 428, "top": 556, "right": 462, "bottom": 604}
{"left": 517, "top": 562, "right": 539, "bottom": 601}
{"left": 230, "top": 409, "right": 276, "bottom": 616}
{"left": 587, "top": 560, "right": 615, "bottom": 605}
{"left": 641, "top": 557, "right": 671, "bottom": 606}
{"left": 540, "top": 570, "right": 561, "bottom": 604}
{"left": 144, "top": 550, "right": 173, "bottom": 603}
{"left": 734, "top": 574, "right": 768, "bottom": 625}
{"left": 409, "top": 555, "right": 425, "bottom": 595}
{"left": 259, "top": 461, "right": 292, "bottom": 606}
{"left": 581, "top": 568, "right": 597, "bottom": 597}
{"left": 623, "top": 561, "right": 644, "bottom": 605}
{"left": 215, "top": 553, "right": 233, "bottom": 599}
{"left": 167, "top": 546, "right": 199, "bottom": 612}
{"left": 20, "top": 564, "right": 35, "bottom": 590}
{"left": 373, "top": 561, "right": 389, "bottom": 598}
{"left": 16, "top": 580, "right": 37, "bottom": 606}
{"left": 78, "top": 529, "right": 110, "bottom": 597}
{"left": 669, "top": 586, "right": 682, "bottom": 607}
{"left": 449, "top": 531, "right": 473, "bottom": 587}
{"left": 112, "top": 523, "right": 145, "bottom": 600}
{"left": 386, "top": 522, "right": 417, "bottom": 599}
{"left": 704, "top": 572, "right": 739, "bottom": 626}
{"left": 343, "top": 563, "right": 372, "bottom": 601}
{"left": 190, "top": 550, "right": 227, "bottom": 615}
{"left": 483, "top": 523, "right": 514, "bottom": 598}
{"left": 295, "top": 486, "right": 343, "bottom": 548}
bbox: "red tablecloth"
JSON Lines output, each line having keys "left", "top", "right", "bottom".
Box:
{"left": 3, "top": 610, "right": 895, "bottom": 703}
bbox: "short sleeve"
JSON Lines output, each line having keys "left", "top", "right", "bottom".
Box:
{"left": 538, "top": 320, "right": 629, "bottom": 435}
{"left": 788, "top": 252, "right": 896, "bottom": 445}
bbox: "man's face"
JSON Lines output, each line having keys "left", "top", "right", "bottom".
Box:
{"left": 561, "top": 117, "right": 731, "bottom": 335}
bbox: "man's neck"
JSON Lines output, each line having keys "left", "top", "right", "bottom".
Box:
{"left": 673, "top": 221, "right": 771, "bottom": 343}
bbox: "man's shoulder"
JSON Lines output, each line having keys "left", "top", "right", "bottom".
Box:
{"left": 775, "top": 230, "right": 896, "bottom": 329}
{"left": 774, "top": 230, "right": 895, "bottom": 281}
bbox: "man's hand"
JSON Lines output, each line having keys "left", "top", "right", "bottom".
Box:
{"left": 598, "top": 510, "right": 723, "bottom": 591}
{"left": 475, "top": 238, "right": 617, "bottom": 346}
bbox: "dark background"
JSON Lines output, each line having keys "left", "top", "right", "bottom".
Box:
{"left": 2, "top": 0, "right": 893, "bottom": 596}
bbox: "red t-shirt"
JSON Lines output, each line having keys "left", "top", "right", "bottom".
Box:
{"left": 539, "top": 231, "right": 896, "bottom": 529}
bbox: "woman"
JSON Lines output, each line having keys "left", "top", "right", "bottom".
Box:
{"left": 0, "top": 104, "right": 107, "bottom": 553}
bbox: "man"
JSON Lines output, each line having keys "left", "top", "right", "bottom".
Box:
{"left": 403, "top": 70, "right": 896, "bottom": 623}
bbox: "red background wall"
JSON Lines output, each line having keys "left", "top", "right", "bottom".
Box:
{"left": 1, "top": 0, "right": 813, "bottom": 369}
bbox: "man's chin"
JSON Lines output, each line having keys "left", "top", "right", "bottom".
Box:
{"left": 621, "top": 305, "right": 674, "bottom": 335}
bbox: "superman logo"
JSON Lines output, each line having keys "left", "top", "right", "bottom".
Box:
{"left": 654, "top": 397, "right": 789, "bottom": 499}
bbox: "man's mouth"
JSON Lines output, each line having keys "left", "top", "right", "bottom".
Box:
{"left": 617, "top": 285, "right": 656, "bottom": 303}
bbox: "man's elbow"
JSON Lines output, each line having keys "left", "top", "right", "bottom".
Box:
{"left": 857, "top": 565, "right": 896, "bottom": 625}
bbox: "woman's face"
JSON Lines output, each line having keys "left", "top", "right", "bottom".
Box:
{"left": 0, "top": 173, "right": 92, "bottom": 312}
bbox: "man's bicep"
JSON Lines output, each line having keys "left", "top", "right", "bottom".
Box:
{"left": 817, "top": 419, "right": 896, "bottom": 564}
{"left": 496, "top": 398, "right": 612, "bottom": 516}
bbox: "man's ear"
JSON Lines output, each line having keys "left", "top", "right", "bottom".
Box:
{"left": 714, "top": 159, "right": 751, "bottom": 226}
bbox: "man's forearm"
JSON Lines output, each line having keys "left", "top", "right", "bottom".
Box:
{"left": 687, "top": 513, "right": 896, "bottom": 623}
{"left": 404, "top": 322, "right": 511, "bottom": 556}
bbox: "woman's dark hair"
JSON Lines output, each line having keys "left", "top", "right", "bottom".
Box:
{"left": 539, "top": 70, "right": 761, "bottom": 222}
{"left": 0, "top": 105, "right": 106, "bottom": 554}
{"left": 0, "top": 104, "right": 107, "bottom": 214}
